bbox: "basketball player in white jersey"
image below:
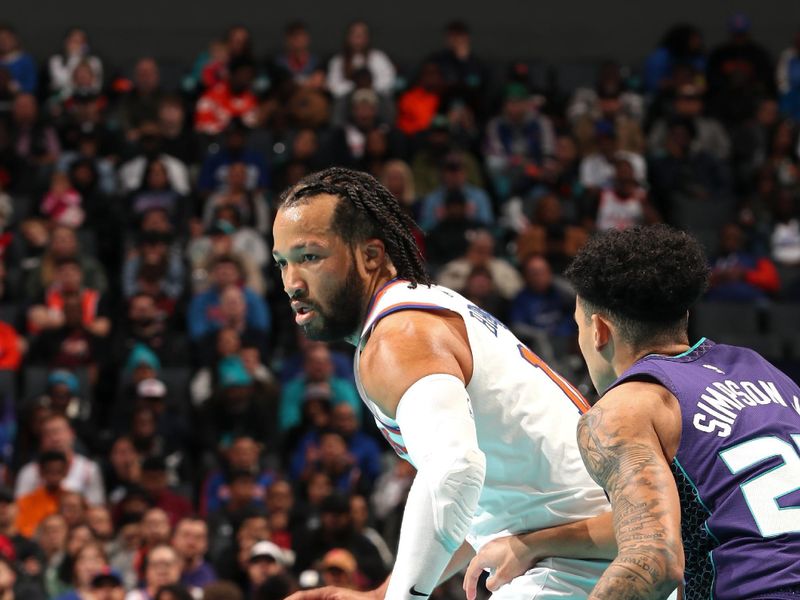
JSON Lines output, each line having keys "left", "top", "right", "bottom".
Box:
{"left": 273, "top": 168, "right": 616, "bottom": 600}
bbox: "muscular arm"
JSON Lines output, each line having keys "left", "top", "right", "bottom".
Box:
{"left": 359, "top": 310, "right": 482, "bottom": 600}
{"left": 577, "top": 382, "right": 684, "bottom": 600}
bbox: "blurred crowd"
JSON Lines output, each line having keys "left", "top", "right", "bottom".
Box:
{"left": 0, "top": 12, "right": 798, "bottom": 600}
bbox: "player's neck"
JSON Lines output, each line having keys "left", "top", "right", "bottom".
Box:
{"left": 620, "top": 340, "right": 693, "bottom": 374}
{"left": 345, "top": 269, "right": 398, "bottom": 347}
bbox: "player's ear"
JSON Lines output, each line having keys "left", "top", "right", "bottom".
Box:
{"left": 362, "top": 239, "right": 386, "bottom": 271}
{"left": 591, "top": 313, "right": 611, "bottom": 350}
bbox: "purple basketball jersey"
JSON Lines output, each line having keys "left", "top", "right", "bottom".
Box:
{"left": 608, "top": 338, "right": 800, "bottom": 599}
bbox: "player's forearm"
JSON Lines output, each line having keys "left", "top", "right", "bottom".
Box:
{"left": 515, "top": 511, "right": 617, "bottom": 564}
{"left": 588, "top": 547, "right": 682, "bottom": 600}
{"left": 438, "top": 541, "right": 476, "bottom": 585}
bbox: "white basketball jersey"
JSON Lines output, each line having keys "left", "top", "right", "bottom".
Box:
{"left": 354, "top": 280, "right": 611, "bottom": 596}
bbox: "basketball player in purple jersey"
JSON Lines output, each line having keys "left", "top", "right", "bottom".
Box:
{"left": 465, "top": 225, "right": 800, "bottom": 599}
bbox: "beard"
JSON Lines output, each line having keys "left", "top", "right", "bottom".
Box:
{"left": 301, "top": 263, "right": 366, "bottom": 342}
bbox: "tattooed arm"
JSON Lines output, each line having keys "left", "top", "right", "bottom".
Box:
{"left": 577, "top": 381, "right": 684, "bottom": 600}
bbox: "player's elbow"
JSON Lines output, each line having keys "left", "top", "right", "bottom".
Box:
{"left": 423, "top": 447, "right": 486, "bottom": 551}
{"left": 661, "top": 553, "right": 684, "bottom": 592}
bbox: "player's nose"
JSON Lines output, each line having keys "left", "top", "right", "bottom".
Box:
{"left": 282, "top": 264, "right": 307, "bottom": 299}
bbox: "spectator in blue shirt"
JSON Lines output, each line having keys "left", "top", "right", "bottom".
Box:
{"left": 279, "top": 343, "right": 360, "bottom": 433}
{"left": 0, "top": 25, "right": 37, "bottom": 93}
{"left": 187, "top": 255, "right": 269, "bottom": 342}
{"left": 173, "top": 517, "right": 217, "bottom": 590}
{"left": 510, "top": 254, "right": 577, "bottom": 341}
{"left": 197, "top": 119, "right": 269, "bottom": 196}
{"left": 418, "top": 152, "right": 493, "bottom": 231}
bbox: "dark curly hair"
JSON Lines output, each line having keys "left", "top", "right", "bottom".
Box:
{"left": 278, "top": 167, "right": 431, "bottom": 287}
{"left": 565, "top": 225, "right": 709, "bottom": 346}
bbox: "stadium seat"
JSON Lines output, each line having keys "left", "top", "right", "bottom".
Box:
{"left": 692, "top": 302, "right": 761, "bottom": 339}
{"left": 770, "top": 303, "right": 800, "bottom": 359}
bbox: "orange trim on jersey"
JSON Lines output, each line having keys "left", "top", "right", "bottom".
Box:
{"left": 518, "top": 344, "right": 591, "bottom": 414}
{"left": 364, "top": 279, "right": 410, "bottom": 324}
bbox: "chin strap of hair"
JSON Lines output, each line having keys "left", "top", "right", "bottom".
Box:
{"left": 384, "top": 374, "right": 486, "bottom": 600}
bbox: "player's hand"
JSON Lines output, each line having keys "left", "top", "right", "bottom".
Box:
{"left": 462, "top": 535, "right": 532, "bottom": 600}
{"left": 285, "top": 586, "right": 380, "bottom": 600}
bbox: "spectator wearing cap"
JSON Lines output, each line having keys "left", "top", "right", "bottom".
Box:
{"left": 418, "top": 151, "right": 493, "bottom": 231}
{"left": 578, "top": 120, "right": 647, "bottom": 194}
{"left": 88, "top": 568, "right": 124, "bottom": 600}
{"left": 118, "top": 121, "right": 191, "bottom": 197}
{"left": 200, "top": 436, "right": 274, "bottom": 518}
{"left": 15, "top": 414, "right": 105, "bottom": 505}
{"left": 292, "top": 495, "right": 386, "bottom": 587}
{"left": 395, "top": 61, "right": 444, "bottom": 137}
{"left": 279, "top": 344, "right": 360, "bottom": 434}
{"left": 246, "top": 541, "right": 292, "bottom": 595}
{"left": 139, "top": 457, "right": 192, "bottom": 527}
{"left": 707, "top": 13, "right": 775, "bottom": 125}
{"left": 171, "top": 517, "right": 216, "bottom": 590}
{"left": 199, "top": 356, "right": 278, "bottom": 452}
{"left": 187, "top": 255, "right": 269, "bottom": 342}
{"left": 410, "top": 116, "right": 483, "bottom": 197}
{"left": 195, "top": 58, "right": 259, "bottom": 136}
{"left": 319, "top": 548, "right": 361, "bottom": 590}
{"left": 327, "top": 21, "right": 396, "bottom": 99}
{"left": 33, "top": 369, "right": 93, "bottom": 445}
{"left": 648, "top": 83, "right": 731, "bottom": 161}
{"left": 484, "top": 82, "right": 555, "bottom": 199}
{"left": 16, "top": 451, "right": 69, "bottom": 537}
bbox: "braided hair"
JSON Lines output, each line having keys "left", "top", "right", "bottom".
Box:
{"left": 278, "top": 167, "right": 432, "bottom": 287}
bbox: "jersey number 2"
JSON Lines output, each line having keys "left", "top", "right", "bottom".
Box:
{"left": 719, "top": 435, "right": 800, "bottom": 537}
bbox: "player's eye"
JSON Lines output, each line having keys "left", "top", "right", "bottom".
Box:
{"left": 302, "top": 254, "right": 319, "bottom": 263}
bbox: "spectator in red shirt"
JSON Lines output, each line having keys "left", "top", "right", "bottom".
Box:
{"left": 195, "top": 57, "right": 258, "bottom": 136}
{"left": 395, "top": 62, "right": 444, "bottom": 136}
{"left": 139, "top": 456, "right": 192, "bottom": 527}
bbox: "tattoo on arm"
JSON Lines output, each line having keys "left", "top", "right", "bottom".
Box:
{"left": 577, "top": 407, "right": 682, "bottom": 600}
